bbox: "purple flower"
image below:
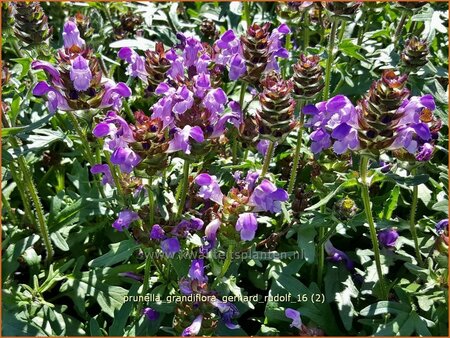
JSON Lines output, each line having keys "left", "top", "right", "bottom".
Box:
{"left": 324, "top": 240, "right": 354, "bottom": 270}
{"left": 31, "top": 61, "right": 62, "bottom": 86}
{"left": 331, "top": 123, "right": 359, "bottom": 154}
{"left": 62, "top": 20, "right": 85, "bottom": 49}
{"left": 167, "top": 125, "right": 204, "bottom": 154}
{"left": 235, "top": 213, "right": 258, "bottom": 241}
{"left": 183, "top": 36, "right": 203, "bottom": 67}
{"left": 204, "top": 219, "right": 221, "bottom": 251}
{"left": 182, "top": 315, "right": 203, "bottom": 336}
{"left": 99, "top": 81, "right": 132, "bottom": 111}
{"left": 194, "top": 73, "right": 211, "bottom": 98}
{"left": 244, "top": 171, "right": 260, "bottom": 192}
{"left": 248, "top": 179, "right": 288, "bottom": 213}
{"left": 203, "top": 88, "right": 227, "bottom": 116}
{"left": 90, "top": 164, "right": 114, "bottom": 186}
{"left": 112, "top": 210, "right": 139, "bottom": 232}
{"left": 211, "top": 299, "right": 240, "bottom": 329}
{"left": 70, "top": 55, "right": 92, "bottom": 91}
{"left": 285, "top": 308, "right": 302, "bottom": 329}
{"left": 188, "top": 259, "right": 207, "bottom": 283}
{"left": 195, "top": 173, "right": 224, "bottom": 205}
{"left": 119, "top": 272, "right": 143, "bottom": 282}
{"left": 256, "top": 140, "right": 278, "bottom": 157}
{"left": 161, "top": 237, "right": 181, "bottom": 256}
{"left": 93, "top": 111, "right": 135, "bottom": 146}
{"left": 266, "top": 24, "right": 290, "bottom": 71}
{"left": 110, "top": 147, "right": 141, "bottom": 173}
{"left": 150, "top": 224, "right": 166, "bottom": 240}
{"left": 310, "top": 128, "right": 331, "bottom": 154}
{"left": 118, "top": 47, "right": 148, "bottom": 83}
{"left": 436, "top": 219, "right": 448, "bottom": 235}
{"left": 415, "top": 142, "right": 434, "bottom": 161}
{"left": 378, "top": 228, "right": 399, "bottom": 248}
{"left": 143, "top": 307, "right": 159, "bottom": 321}
{"left": 229, "top": 54, "right": 247, "bottom": 81}
{"left": 32, "top": 81, "right": 71, "bottom": 113}
{"left": 389, "top": 124, "right": 431, "bottom": 153}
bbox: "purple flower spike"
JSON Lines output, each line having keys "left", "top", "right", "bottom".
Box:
{"left": 150, "top": 224, "right": 166, "bottom": 240}
{"left": 235, "top": 213, "right": 258, "bottom": 241}
{"left": 70, "top": 55, "right": 92, "bottom": 91}
{"left": 167, "top": 126, "right": 204, "bottom": 154}
{"left": 188, "top": 259, "right": 207, "bottom": 283}
{"left": 378, "top": 228, "right": 399, "bottom": 248}
{"left": 90, "top": 164, "right": 114, "bottom": 186}
{"left": 143, "top": 307, "right": 160, "bottom": 321}
{"left": 195, "top": 173, "right": 224, "bottom": 205}
{"left": 112, "top": 210, "right": 139, "bottom": 232}
{"left": 161, "top": 238, "right": 181, "bottom": 256}
{"left": 285, "top": 308, "right": 302, "bottom": 329}
{"left": 31, "top": 61, "right": 62, "bottom": 86}
{"left": 248, "top": 179, "right": 288, "bottom": 213}
{"left": 324, "top": 240, "right": 354, "bottom": 271}
{"left": 100, "top": 81, "right": 132, "bottom": 111}
{"left": 63, "top": 20, "right": 85, "bottom": 49}
{"left": 110, "top": 147, "right": 141, "bottom": 173}
{"left": 182, "top": 315, "right": 203, "bottom": 336}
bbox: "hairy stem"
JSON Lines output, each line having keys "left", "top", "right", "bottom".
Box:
{"left": 393, "top": 12, "right": 408, "bottom": 44}
{"left": 360, "top": 155, "right": 387, "bottom": 300}
{"left": 176, "top": 160, "right": 190, "bottom": 220}
{"left": 409, "top": 168, "right": 424, "bottom": 266}
{"left": 261, "top": 141, "right": 274, "bottom": 178}
{"left": 323, "top": 18, "right": 339, "bottom": 101}
{"left": 288, "top": 101, "right": 305, "bottom": 194}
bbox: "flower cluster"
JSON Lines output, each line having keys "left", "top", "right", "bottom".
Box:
{"left": 118, "top": 33, "right": 241, "bottom": 156}
{"left": 194, "top": 171, "right": 288, "bottom": 247}
{"left": 304, "top": 71, "right": 440, "bottom": 161}
{"left": 214, "top": 23, "right": 290, "bottom": 83}
{"left": 32, "top": 20, "right": 131, "bottom": 113}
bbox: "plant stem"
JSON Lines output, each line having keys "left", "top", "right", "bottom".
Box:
{"left": 2, "top": 191, "right": 18, "bottom": 225}
{"left": 393, "top": 12, "right": 408, "bottom": 44}
{"left": 260, "top": 141, "right": 274, "bottom": 178}
{"left": 288, "top": 101, "right": 305, "bottom": 194}
{"left": 148, "top": 178, "right": 155, "bottom": 226}
{"left": 317, "top": 212, "right": 325, "bottom": 289}
{"left": 176, "top": 160, "right": 190, "bottom": 220}
{"left": 409, "top": 168, "right": 424, "bottom": 266}
{"left": 243, "top": 2, "right": 251, "bottom": 28}
{"left": 8, "top": 162, "right": 35, "bottom": 226}
{"left": 359, "top": 155, "right": 387, "bottom": 300}
{"left": 17, "top": 153, "right": 54, "bottom": 262}
{"left": 323, "top": 18, "right": 339, "bottom": 101}
{"left": 303, "top": 13, "right": 310, "bottom": 51}
{"left": 212, "top": 244, "right": 234, "bottom": 288}
{"left": 337, "top": 20, "right": 347, "bottom": 44}
{"left": 137, "top": 251, "right": 152, "bottom": 317}
{"left": 104, "top": 151, "right": 127, "bottom": 206}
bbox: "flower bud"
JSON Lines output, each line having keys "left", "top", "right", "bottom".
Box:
{"left": 10, "top": 2, "right": 52, "bottom": 45}
{"left": 401, "top": 36, "right": 429, "bottom": 69}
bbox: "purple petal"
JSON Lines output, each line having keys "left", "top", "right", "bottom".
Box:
{"left": 413, "top": 123, "right": 431, "bottom": 141}
{"left": 331, "top": 123, "right": 351, "bottom": 140}
{"left": 285, "top": 308, "right": 302, "bottom": 329}
{"left": 277, "top": 23, "right": 291, "bottom": 34}
{"left": 420, "top": 94, "right": 435, "bottom": 110}
{"left": 189, "top": 126, "right": 205, "bottom": 143}
{"left": 31, "top": 61, "right": 62, "bottom": 85}
{"left": 326, "top": 95, "right": 347, "bottom": 112}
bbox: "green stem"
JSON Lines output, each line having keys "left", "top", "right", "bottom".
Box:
{"left": 148, "top": 178, "right": 155, "bottom": 226}
{"left": 393, "top": 12, "right": 408, "bottom": 45}
{"left": 104, "top": 151, "right": 127, "bottom": 206}
{"left": 8, "top": 162, "right": 35, "bottom": 226}
{"left": 212, "top": 244, "right": 234, "bottom": 288}
{"left": 337, "top": 20, "right": 347, "bottom": 44}
{"left": 243, "top": 1, "right": 251, "bottom": 28}
{"left": 2, "top": 190, "right": 18, "bottom": 225}
{"left": 360, "top": 155, "right": 387, "bottom": 300}
{"left": 176, "top": 160, "right": 190, "bottom": 220}
{"left": 288, "top": 101, "right": 305, "bottom": 194}
{"left": 317, "top": 214, "right": 325, "bottom": 289}
{"left": 17, "top": 153, "right": 54, "bottom": 262}
{"left": 303, "top": 13, "right": 310, "bottom": 51}
{"left": 261, "top": 141, "right": 274, "bottom": 178}
{"left": 409, "top": 168, "right": 424, "bottom": 266}
{"left": 137, "top": 252, "right": 152, "bottom": 317}
{"left": 323, "top": 19, "right": 339, "bottom": 101}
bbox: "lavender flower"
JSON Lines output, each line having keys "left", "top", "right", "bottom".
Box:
{"left": 62, "top": 20, "right": 85, "bottom": 49}
{"left": 182, "top": 315, "right": 203, "bottom": 336}
{"left": 118, "top": 47, "right": 148, "bottom": 83}
{"left": 378, "top": 228, "right": 399, "bottom": 248}
{"left": 112, "top": 210, "right": 139, "bottom": 232}
{"left": 70, "top": 55, "right": 92, "bottom": 91}
{"left": 119, "top": 272, "right": 143, "bottom": 282}
{"left": 202, "top": 219, "right": 221, "bottom": 253}
{"left": 188, "top": 259, "right": 207, "bottom": 283}
{"left": 161, "top": 237, "right": 181, "bottom": 256}
{"left": 415, "top": 142, "right": 434, "bottom": 161}
{"left": 436, "top": 219, "right": 448, "bottom": 235}
{"left": 150, "top": 224, "right": 166, "bottom": 240}
{"left": 235, "top": 213, "right": 258, "bottom": 241}
{"left": 285, "top": 308, "right": 302, "bottom": 329}
{"left": 32, "top": 81, "right": 71, "bottom": 113}
{"left": 167, "top": 126, "right": 204, "bottom": 154}
{"left": 248, "top": 179, "right": 288, "bottom": 213}
{"left": 90, "top": 164, "right": 114, "bottom": 186}
{"left": 195, "top": 173, "right": 224, "bottom": 205}
{"left": 143, "top": 307, "right": 160, "bottom": 321}
{"left": 211, "top": 299, "right": 240, "bottom": 329}
{"left": 324, "top": 240, "right": 354, "bottom": 270}
{"left": 110, "top": 147, "right": 141, "bottom": 173}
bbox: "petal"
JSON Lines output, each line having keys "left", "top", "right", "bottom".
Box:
{"left": 195, "top": 173, "right": 213, "bottom": 186}
{"left": 277, "top": 23, "right": 291, "bottom": 34}
{"left": 326, "top": 95, "right": 348, "bottom": 112}
{"left": 331, "top": 123, "right": 351, "bottom": 140}
{"left": 413, "top": 123, "right": 431, "bottom": 141}
{"left": 189, "top": 126, "right": 205, "bottom": 143}
{"left": 420, "top": 94, "right": 435, "bottom": 110}
{"left": 31, "top": 61, "right": 62, "bottom": 85}
{"left": 32, "top": 81, "right": 52, "bottom": 96}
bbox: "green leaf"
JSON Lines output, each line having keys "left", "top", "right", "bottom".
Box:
{"left": 360, "top": 301, "right": 410, "bottom": 316}
{"left": 88, "top": 240, "right": 139, "bottom": 268}
{"left": 432, "top": 199, "right": 448, "bottom": 213}
{"left": 1, "top": 114, "right": 53, "bottom": 138}
{"left": 384, "top": 173, "right": 430, "bottom": 187}
{"left": 338, "top": 39, "right": 366, "bottom": 61}
{"left": 50, "top": 231, "right": 70, "bottom": 252}
{"left": 109, "top": 285, "right": 139, "bottom": 336}
{"left": 2, "top": 234, "right": 40, "bottom": 276}
{"left": 380, "top": 186, "right": 400, "bottom": 219}
{"left": 89, "top": 318, "right": 103, "bottom": 336}
{"left": 1, "top": 310, "right": 46, "bottom": 336}
{"left": 11, "top": 57, "right": 32, "bottom": 78}
{"left": 305, "top": 179, "right": 357, "bottom": 211}
{"left": 297, "top": 225, "right": 316, "bottom": 263}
